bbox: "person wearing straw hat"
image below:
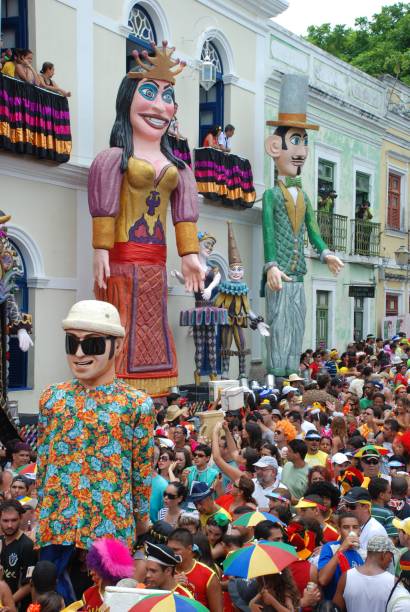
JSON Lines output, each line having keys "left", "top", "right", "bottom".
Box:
{"left": 262, "top": 74, "right": 343, "bottom": 378}
{"left": 213, "top": 222, "right": 269, "bottom": 379}
{"left": 36, "top": 300, "right": 155, "bottom": 603}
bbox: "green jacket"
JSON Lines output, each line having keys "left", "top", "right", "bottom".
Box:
{"left": 261, "top": 184, "right": 328, "bottom": 297}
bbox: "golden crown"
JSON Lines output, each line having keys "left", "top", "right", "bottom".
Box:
{"left": 127, "top": 40, "right": 186, "bottom": 85}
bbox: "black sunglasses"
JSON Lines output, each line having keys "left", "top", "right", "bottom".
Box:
{"left": 363, "top": 458, "right": 379, "bottom": 465}
{"left": 163, "top": 492, "right": 178, "bottom": 499}
{"left": 159, "top": 455, "right": 170, "bottom": 462}
{"left": 65, "top": 334, "right": 115, "bottom": 356}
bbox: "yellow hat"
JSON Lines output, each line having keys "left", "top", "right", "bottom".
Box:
{"left": 393, "top": 517, "right": 410, "bottom": 536}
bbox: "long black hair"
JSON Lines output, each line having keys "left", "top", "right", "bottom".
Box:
{"left": 109, "top": 76, "right": 184, "bottom": 173}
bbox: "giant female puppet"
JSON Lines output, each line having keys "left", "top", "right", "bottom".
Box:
{"left": 88, "top": 42, "right": 203, "bottom": 396}
{"left": 262, "top": 74, "right": 343, "bottom": 378}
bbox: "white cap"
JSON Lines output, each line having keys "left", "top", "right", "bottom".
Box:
{"left": 332, "top": 452, "right": 350, "bottom": 465}
{"left": 253, "top": 456, "right": 278, "bottom": 470}
{"left": 282, "top": 386, "right": 298, "bottom": 396}
{"left": 62, "top": 300, "right": 125, "bottom": 337}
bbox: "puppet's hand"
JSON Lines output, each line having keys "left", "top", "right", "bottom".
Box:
{"left": 325, "top": 254, "right": 344, "bottom": 275}
{"left": 266, "top": 266, "right": 291, "bottom": 291}
{"left": 93, "top": 249, "right": 110, "bottom": 289}
{"left": 257, "top": 321, "right": 270, "bottom": 337}
{"left": 17, "top": 329, "right": 33, "bottom": 351}
{"left": 181, "top": 254, "right": 204, "bottom": 293}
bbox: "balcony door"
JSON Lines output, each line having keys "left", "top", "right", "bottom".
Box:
{"left": 199, "top": 40, "right": 224, "bottom": 146}
{"left": 316, "top": 291, "right": 329, "bottom": 349}
{"left": 1, "top": 0, "right": 28, "bottom": 48}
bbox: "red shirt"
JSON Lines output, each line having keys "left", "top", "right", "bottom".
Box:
{"left": 309, "top": 362, "right": 321, "bottom": 380}
{"left": 184, "top": 561, "right": 215, "bottom": 608}
{"left": 82, "top": 585, "right": 103, "bottom": 611}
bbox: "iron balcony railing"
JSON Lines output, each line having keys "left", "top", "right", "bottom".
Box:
{"left": 350, "top": 219, "right": 381, "bottom": 257}
{"left": 304, "top": 211, "right": 348, "bottom": 252}
{"left": 316, "top": 211, "right": 348, "bottom": 252}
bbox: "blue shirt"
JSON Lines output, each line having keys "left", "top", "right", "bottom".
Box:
{"left": 318, "top": 541, "right": 364, "bottom": 600}
{"left": 150, "top": 474, "right": 168, "bottom": 523}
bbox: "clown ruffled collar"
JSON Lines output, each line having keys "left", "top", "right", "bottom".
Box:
{"left": 217, "top": 280, "right": 249, "bottom": 295}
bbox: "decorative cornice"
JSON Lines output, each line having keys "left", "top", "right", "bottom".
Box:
{"left": 0, "top": 152, "right": 89, "bottom": 190}
{"left": 232, "top": 0, "right": 289, "bottom": 19}
{"left": 198, "top": 195, "right": 262, "bottom": 226}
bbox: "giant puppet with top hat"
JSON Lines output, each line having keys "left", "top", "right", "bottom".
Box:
{"left": 213, "top": 222, "right": 269, "bottom": 379}
{"left": 262, "top": 75, "right": 343, "bottom": 377}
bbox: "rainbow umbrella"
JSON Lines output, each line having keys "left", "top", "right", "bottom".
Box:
{"left": 232, "top": 511, "right": 285, "bottom": 528}
{"left": 223, "top": 540, "right": 298, "bottom": 579}
{"left": 129, "top": 592, "right": 209, "bottom": 611}
{"left": 354, "top": 444, "right": 389, "bottom": 457}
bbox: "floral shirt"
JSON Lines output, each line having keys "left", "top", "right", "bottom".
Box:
{"left": 36, "top": 378, "right": 154, "bottom": 550}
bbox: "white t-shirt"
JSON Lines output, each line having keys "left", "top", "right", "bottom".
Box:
{"left": 360, "top": 516, "right": 387, "bottom": 550}
{"left": 218, "top": 132, "right": 232, "bottom": 149}
{"left": 386, "top": 583, "right": 410, "bottom": 612}
{"left": 344, "top": 567, "right": 394, "bottom": 612}
{"left": 252, "top": 471, "right": 282, "bottom": 510}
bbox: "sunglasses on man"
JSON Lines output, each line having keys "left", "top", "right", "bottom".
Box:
{"left": 362, "top": 457, "right": 379, "bottom": 466}
{"left": 65, "top": 333, "right": 115, "bottom": 356}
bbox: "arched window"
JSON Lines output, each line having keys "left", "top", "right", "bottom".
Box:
{"left": 199, "top": 40, "right": 224, "bottom": 146}
{"left": 8, "top": 241, "right": 29, "bottom": 390}
{"left": 127, "top": 3, "right": 157, "bottom": 71}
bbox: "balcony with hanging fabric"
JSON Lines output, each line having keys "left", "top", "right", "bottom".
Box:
{"left": 350, "top": 219, "right": 381, "bottom": 257}
{"left": 0, "top": 74, "right": 71, "bottom": 163}
{"left": 193, "top": 147, "right": 256, "bottom": 209}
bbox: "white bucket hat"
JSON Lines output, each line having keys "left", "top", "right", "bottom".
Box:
{"left": 62, "top": 300, "right": 125, "bottom": 337}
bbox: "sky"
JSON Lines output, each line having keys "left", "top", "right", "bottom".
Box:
{"left": 273, "top": 0, "right": 402, "bottom": 35}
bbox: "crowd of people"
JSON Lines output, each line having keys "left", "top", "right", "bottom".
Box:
{"left": 1, "top": 330, "right": 410, "bottom": 611}
{"left": 0, "top": 48, "right": 70, "bottom": 97}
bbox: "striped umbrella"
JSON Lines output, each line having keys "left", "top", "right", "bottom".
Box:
{"left": 223, "top": 540, "right": 298, "bottom": 579}
{"left": 129, "top": 592, "right": 209, "bottom": 611}
{"left": 232, "top": 511, "right": 285, "bottom": 528}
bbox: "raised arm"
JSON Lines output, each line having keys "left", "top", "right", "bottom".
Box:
{"left": 211, "top": 422, "right": 243, "bottom": 482}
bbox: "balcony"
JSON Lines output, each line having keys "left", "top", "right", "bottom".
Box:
{"left": 304, "top": 212, "right": 380, "bottom": 258}
{"left": 316, "top": 211, "right": 348, "bottom": 252}
{"left": 350, "top": 219, "right": 381, "bottom": 257}
{"left": 194, "top": 147, "right": 256, "bottom": 209}
{"left": 0, "top": 74, "right": 71, "bottom": 163}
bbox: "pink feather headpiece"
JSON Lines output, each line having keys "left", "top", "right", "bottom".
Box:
{"left": 86, "top": 538, "right": 134, "bottom": 584}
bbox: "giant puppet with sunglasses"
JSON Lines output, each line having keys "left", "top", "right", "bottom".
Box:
{"left": 88, "top": 42, "right": 203, "bottom": 397}
{"left": 36, "top": 300, "right": 154, "bottom": 604}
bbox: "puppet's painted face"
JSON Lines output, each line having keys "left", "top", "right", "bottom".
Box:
{"left": 276, "top": 128, "right": 308, "bottom": 177}
{"left": 130, "top": 78, "right": 176, "bottom": 143}
{"left": 229, "top": 264, "right": 244, "bottom": 282}
{"left": 199, "top": 238, "right": 215, "bottom": 258}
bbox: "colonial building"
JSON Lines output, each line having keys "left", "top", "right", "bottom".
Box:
{"left": 376, "top": 75, "right": 410, "bottom": 337}
{"left": 2, "top": 0, "right": 409, "bottom": 416}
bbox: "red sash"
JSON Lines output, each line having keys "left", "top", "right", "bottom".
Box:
{"left": 110, "top": 242, "right": 167, "bottom": 265}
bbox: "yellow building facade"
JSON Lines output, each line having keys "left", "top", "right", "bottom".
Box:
{"left": 377, "top": 76, "right": 410, "bottom": 337}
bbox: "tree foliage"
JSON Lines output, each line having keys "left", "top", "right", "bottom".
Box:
{"left": 305, "top": 3, "right": 410, "bottom": 85}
